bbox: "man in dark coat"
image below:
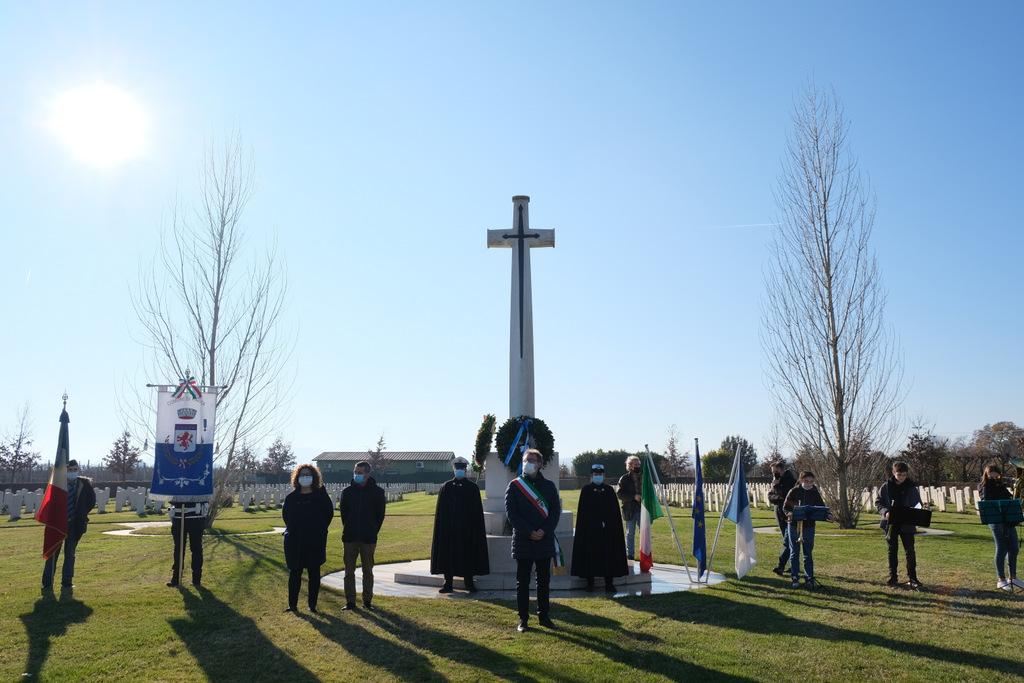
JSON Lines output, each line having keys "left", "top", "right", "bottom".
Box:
{"left": 340, "top": 460, "right": 387, "bottom": 610}
{"left": 875, "top": 461, "right": 923, "bottom": 589}
{"left": 616, "top": 455, "right": 643, "bottom": 559}
{"left": 41, "top": 459, "right": 95, "bottom": 590}
{"left": 767, "top": 460, "right": 797, "bottom": 577}
{"left": 571, "top": 464, "right": 627, "bottom": 592}
{"left": 505, "top": 448, "right": 561, "bottom": 632}
{"left": 430, "top": 456, "right": 489, "bottom": 593}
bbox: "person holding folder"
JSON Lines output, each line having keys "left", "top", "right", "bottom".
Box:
{"left": 979, "top": 464, "right": 1021, "bottom": 591}
{"left": 875, "top": 461, "right": 922, "bottom": 589}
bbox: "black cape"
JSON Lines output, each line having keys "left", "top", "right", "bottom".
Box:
{"left": 430, "top": 478, "right": 490, "bottom": 577}
{"left": 571, "top": 483, "right": 628, "bottom": 578}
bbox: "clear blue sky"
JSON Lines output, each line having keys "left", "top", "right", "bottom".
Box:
{"left": 1, "top": 2, "right": 1021, "bottom": 469}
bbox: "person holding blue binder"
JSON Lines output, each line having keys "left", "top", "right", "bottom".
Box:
{"left": 978, "top": 464, "right": 1021, "bottom": 591}
{"left": 783, "top": 471, "right": 833, "bottom": 589}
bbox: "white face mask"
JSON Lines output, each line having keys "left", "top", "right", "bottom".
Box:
{"left": 298, "top": 475, "right": 313, "bottom": 487}
{"left": 801, "top": 482, "right": 814, "bottom": 490}
{"left": 522, "top": 461, "right": 537, "bottom": 475}
{"left": 67, "top": 471, "right": 79, "bottom": 481}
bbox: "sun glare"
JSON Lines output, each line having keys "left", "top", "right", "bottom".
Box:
{"left": 48, "top": 82, "right": 148, "bottom": 168}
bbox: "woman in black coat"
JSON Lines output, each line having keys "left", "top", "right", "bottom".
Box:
{"left": 282, "top": 464, "right": 334, "bottom": 612}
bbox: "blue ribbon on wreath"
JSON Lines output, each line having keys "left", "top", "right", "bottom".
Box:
{"left": 503, "top": 418, "right": 532, "bottom": 467}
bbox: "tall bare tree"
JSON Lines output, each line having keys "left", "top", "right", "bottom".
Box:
{"left": 763, "top": 85, "right": 903, "bottom": 528}
{"left": 127, "top": 135, "right": 291, "bottom": 525}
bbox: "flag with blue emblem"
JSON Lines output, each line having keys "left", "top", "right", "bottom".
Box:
{"left": 150, "top": 377, "right": 218, "bottom": 501}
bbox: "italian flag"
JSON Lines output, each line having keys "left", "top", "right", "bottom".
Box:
{"left": 638, "top": 459, "right": 663, "bottom": 573}
{"left": 35, "top": 407, "right": 71, "bottom": 559}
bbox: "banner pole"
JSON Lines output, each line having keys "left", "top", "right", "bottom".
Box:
{"left": 646, "top": 445, "right": 694, "bottom": 583}
{"left": 706, "top": 445, "right": 741, "bottom": 582}
{"left": 179, "top": 505, "right": 186, "bottom": 584}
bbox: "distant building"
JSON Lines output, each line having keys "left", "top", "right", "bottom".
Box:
{"left": 314, "top": 451, "right": 455, "bottom": 483}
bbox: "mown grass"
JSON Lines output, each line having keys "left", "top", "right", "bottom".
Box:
{"left": 1, "top": 492, "right": 1021, "bottom": 682}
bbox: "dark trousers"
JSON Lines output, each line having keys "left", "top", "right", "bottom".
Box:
{"left": 343, "top": 542, "right": 376, "bottom": 606}
{"left": 516, "top": 557, "right": 551, "bottom": 622}
{"left": 775, "top": 509, "right": 791, "bottom": 570}
{"left": 171, "top": 517, "right": 205, "bottom": 582}
{"left": 887, "top": 525, "right": 917, "bottom": 579}
{"left": 443, "top": 574, "right": 475, "bottom": 586}
{"left": 42, "top": 532, "right": 81, "bottom": 587}
{"left": 288, "top": 565, "right": 322, "bottom": 609}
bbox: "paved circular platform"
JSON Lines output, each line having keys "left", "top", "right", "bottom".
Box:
{"left": 103, "top": 521, "right": 286, "bottom": 537}
{"left": 322, "top": 560, "right": 726, "bottom": 599}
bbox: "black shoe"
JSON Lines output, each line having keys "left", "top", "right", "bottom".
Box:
{"left": 309, "top": 605, "right": 319, "bottom": 613}
{"left": 167, "top": 579, "right": 180, "bottom": 588}
{"left": 285, "top": 606, "right": 296, "bottom": 613}
{"left": 886, "top": 576, "right": 899, "bottom": 587}
{"left": 363, "top": 603, "right": 375, "bottom": 611}
{"left": 772, "top": 566, "right": 786, "bottom": 577}
{"left": 538, "top": 616, "right": 557, "bottom": 629}
{"left": 790, "top": 579, "right": 800, "bottom": 589}
{"left": 516, "top": 621, "right": 529, "bottom": 633}
{"left": 439, "top": 584, "right": 454, "bottom": 594}
{"left": 191, "top": 579, "right": 201, "bottom": 587}
{"left": 908, "top": 578, "right": 922, "bottom": 590}
{"left": 584, "top": 581, "right": 595, "bottom": 593}
{"left": 341, "top": 603, "right": 357, "bottom": 611}
{"left": 604, "top": 582, "right": 616, "bottom": 593}
{"left": 805, "top": 577, "right": 818, "bottom": 590}
{"left": 465, "top": 581, "right": 478, "bottom": 593}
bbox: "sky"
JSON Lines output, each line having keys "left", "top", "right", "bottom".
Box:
{"left": 0, "top": 2, "right": 1021, "bottom": 470}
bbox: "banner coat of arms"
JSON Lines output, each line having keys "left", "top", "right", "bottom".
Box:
{"left": 150, "top": 377, "right": 217, "bottom": 501}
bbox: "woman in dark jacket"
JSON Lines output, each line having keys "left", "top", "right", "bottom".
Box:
{"left": 282, "top": 463, "right": 334, "bottom": 612}
{"left": 978, "top": 464, "right": 1021, "bottom": 591}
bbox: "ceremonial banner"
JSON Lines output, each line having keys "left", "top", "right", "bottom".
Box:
{"left": 150, "top": 378, "right": 217, "bottom": 501}
{"left": 35, "top": 406, "right": 71, "bottom": 559}
{"left": 723, "top": 449, "right": 756, "bottom": 579}
{"left": 691, "top": 440, "right": 707, "bottom": 579}
{"left": 638, "top": 460, "right": 662, "bottom": 573}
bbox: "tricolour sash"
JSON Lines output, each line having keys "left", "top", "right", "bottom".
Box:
{"left": 512, "top": 476, "right": 565, "bottom": 568}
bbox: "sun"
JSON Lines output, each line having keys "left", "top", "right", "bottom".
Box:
{"left": 47, "top": 82, "right": 148, "bottom": 168}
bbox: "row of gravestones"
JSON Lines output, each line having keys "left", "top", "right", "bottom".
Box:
{"left": 658, "top": 482, "right": 985, "bottom": 515}
{"left": 2, "top": 486, "right": 154, "bottom": 521}
{"left": 234, "top": 483, "right": 426, "bottom": 511}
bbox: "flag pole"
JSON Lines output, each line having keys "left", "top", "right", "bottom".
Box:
{"left": 179, "top": 505, "right": 186, "bottom": 584}
{"left": 646, "top": 445, "right": 694, "bottom": 583}
{"left": 705, "top": 445, "right": 741, "bottom": 582}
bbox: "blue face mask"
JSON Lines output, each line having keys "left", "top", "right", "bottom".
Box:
{"left": 454, "top": 468, "right": 467, "bottom": 479}
{"left": 592, "top": 475, "right": 604, "bottom": 485}
{"left": 353, "top": 473, "right": 366, "bottom": 485}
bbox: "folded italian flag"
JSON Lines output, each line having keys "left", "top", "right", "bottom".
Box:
{"left": 638, "top": 459, "right": 663, "bottom": 572}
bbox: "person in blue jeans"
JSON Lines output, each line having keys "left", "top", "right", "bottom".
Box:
{"left": 768, "top": 461, "right": 797, "bottom": 577}
{"left": 42, "top": 460, "right": 96, "bottom": 591}
{"left": 616, "top": 455, "right": 643, "bottom": 560}
{"left": 783, "top": 470, "right": 832, "bottom": 589}
{"left": 978, "top": 464, "right": 1022, "bottom": 591}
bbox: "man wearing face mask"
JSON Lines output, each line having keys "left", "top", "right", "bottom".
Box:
{"left": 41, "top": 459, "right": 95, "bottom": 591}
{"left": 505, "top": 448, "right": 561, "bottom": 632}
{"left": 430, "top": 456, "right": 489, "bottom": 593}
{"left": 571, "top": 464, "right": 627, "bottom": 592}
{"left": 617, "top": 455, "right": 643, "bottom": 560}
{"left": 340, "top": 460, "right": 387, "bottom": 610}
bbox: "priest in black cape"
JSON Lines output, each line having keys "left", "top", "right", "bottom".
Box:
{"left": 430, "top": 456, "right": 489, "bottom": 593}
{"left": 571, "top": 464, "right": 628, "bottom": 592}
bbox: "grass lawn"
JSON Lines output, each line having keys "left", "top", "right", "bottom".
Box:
{"left": 1, "top": 491, "right": 1022, "bottom": 682}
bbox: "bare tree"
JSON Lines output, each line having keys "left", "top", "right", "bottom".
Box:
{"left": 763, "top": 84, "right": 903, "bottom": 528}
{"left": 0, "top": 404, "right": 40, "bottom": 483}
{"left": 126, "top": 135, "right": 291, "bottom": 526}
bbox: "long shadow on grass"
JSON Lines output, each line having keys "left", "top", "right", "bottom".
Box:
{"left": 168, "top": 586, "right": 319, "bottom": 682}
{"left": 628, "top": 589, "right": 1022, "bottom": 676}
{"left": 297, "top": 610, "right": 446, "bottom": 681}
{"left": 19, "top": 593, "right": 93, "bottom": 680}
{"left": 362, "top": 605, "right": 543, "bottom": 681}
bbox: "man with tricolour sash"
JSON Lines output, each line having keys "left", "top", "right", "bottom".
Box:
{"left": 504, "top": 448, "right": 562, "bottom": 632}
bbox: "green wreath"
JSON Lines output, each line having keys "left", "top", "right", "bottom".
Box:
{"left": 494, "top": 416, "right": 555, "bottom": 474}
{"left": 473, "top": 414, "right": 496, "bottom": 470}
